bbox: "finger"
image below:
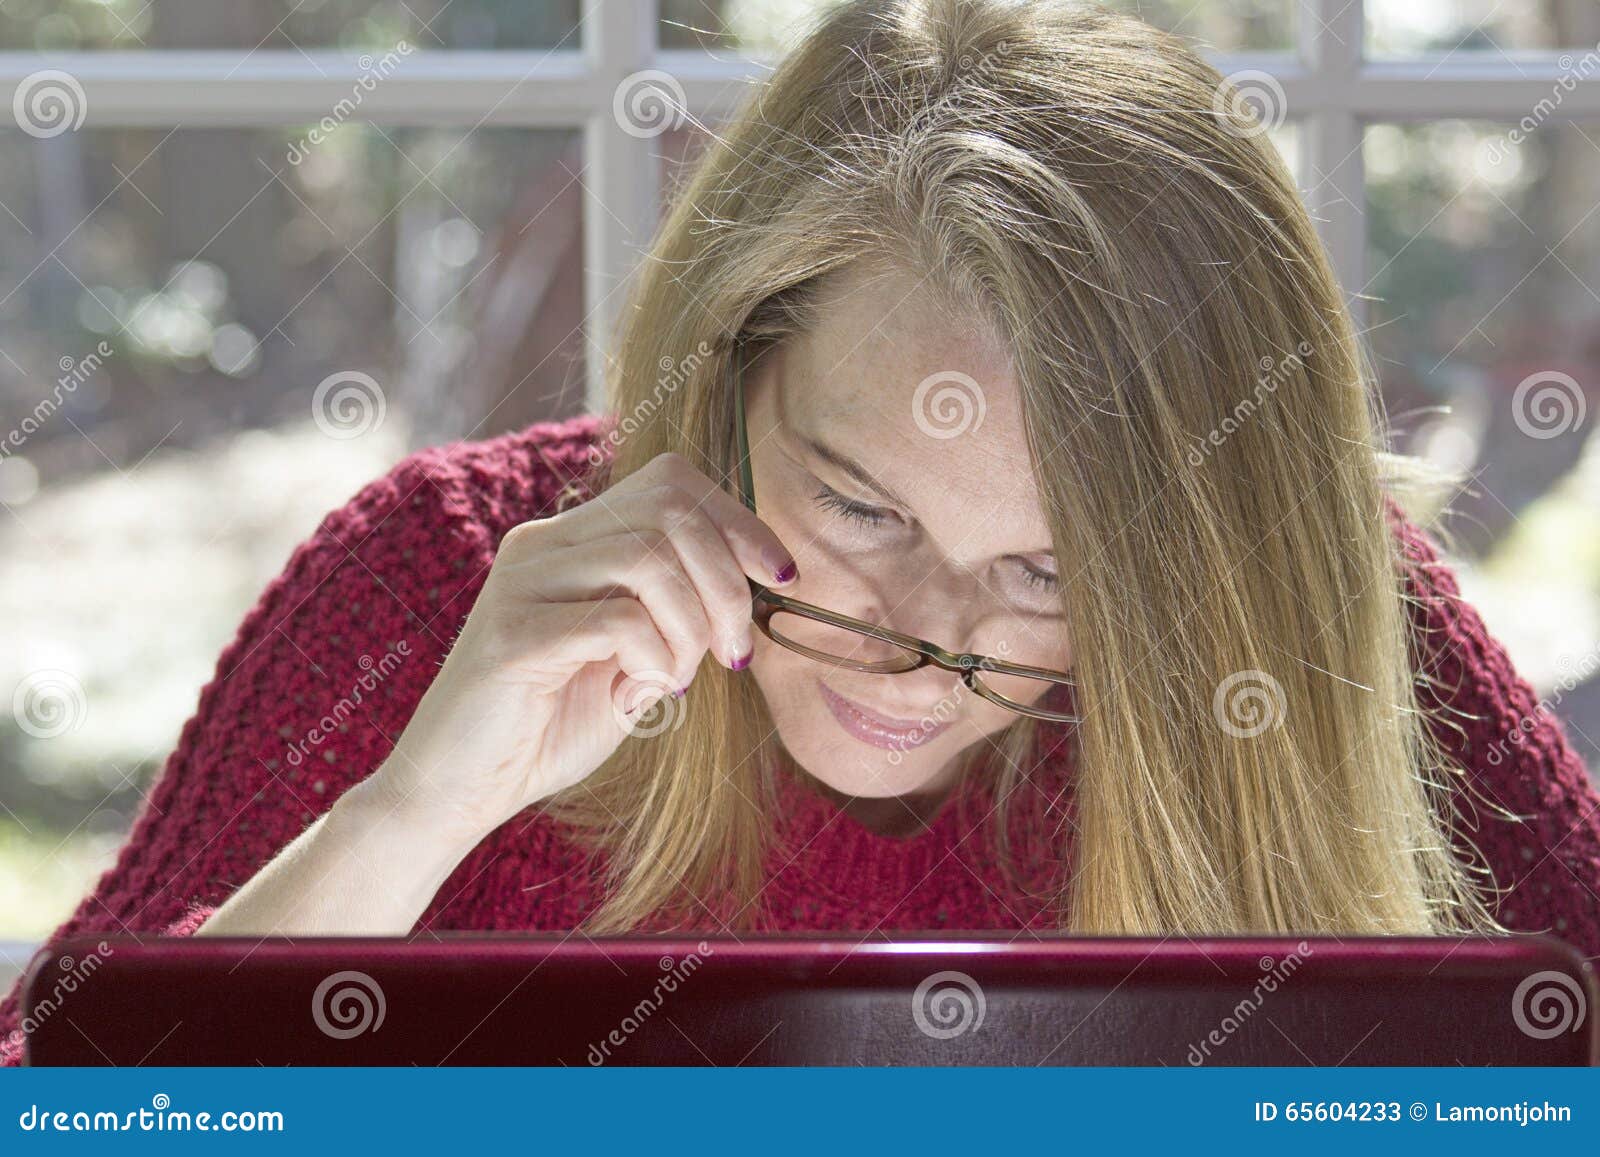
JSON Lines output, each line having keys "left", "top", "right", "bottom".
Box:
{"left": 538, "top": 598, "right": 679, "bottom": 693}
{"left": 516, "top": 533, "right": 711, "bottom": 691}
{"left": 542, "top": 451, "right": 800, "bottom": 589}
{"left": 593, "top": 488, "right": 760, "bottom": 669}
{"left": 645, "top": 452, "right": 800, "bottom": 588}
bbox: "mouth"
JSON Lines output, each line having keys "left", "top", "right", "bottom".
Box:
{"left": 818, "top": 680, "right": 950, "bottom": 752}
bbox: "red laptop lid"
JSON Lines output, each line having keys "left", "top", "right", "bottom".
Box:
{"left": 19, "top": 932, "right": 1597, "bottom": 1066}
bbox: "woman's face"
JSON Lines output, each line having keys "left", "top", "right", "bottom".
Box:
{"left": 742, "top": 263, "right": 1073, "bottom": 799}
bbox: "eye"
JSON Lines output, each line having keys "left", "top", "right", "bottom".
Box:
{"left": 813, "top": 484, "right": 892, "bottom": 527}
{"left": 1019, "top": 561, "right": 1059, "bottom": 593}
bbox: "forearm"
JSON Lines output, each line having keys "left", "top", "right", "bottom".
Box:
{"left": 194, "top": 776, "right": 478, "bottom": 937}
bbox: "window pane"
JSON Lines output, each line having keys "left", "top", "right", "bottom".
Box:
{"left": 0, "top": 125, "right": 584, "bottom": 939}
{"left": 1365, "top": 121, "right": 1600, "bottom": 755}
{"left": 661, "top": 0, "right": 1293, "bottom": 53}
{"left": 1368, "top": 0, "right": 1600, "bottom": 55}
{"left": 0, "top": 0, "right": 581, "bottom": 50}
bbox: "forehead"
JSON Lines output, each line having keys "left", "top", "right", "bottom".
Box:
{"left": 774, "top": 262, "right": 1053, "bottom": 554}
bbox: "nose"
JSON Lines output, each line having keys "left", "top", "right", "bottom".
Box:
{"left": 868, "top": 559, "right": 985, "bottom": 647}
{"left": 858, "top": 572, "right": 987, "bottom": 690}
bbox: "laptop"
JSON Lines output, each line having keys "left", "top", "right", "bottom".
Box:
{"left": 20, "top": 931, "right": 1597, "bottom": 1066}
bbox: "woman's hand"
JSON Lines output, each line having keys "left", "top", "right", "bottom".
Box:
{"left": 362, "top": 450, "right": 799, "bottom": 851}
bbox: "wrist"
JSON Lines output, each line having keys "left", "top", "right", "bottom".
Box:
{"left": 340, "top": 765, "right": 498, "bottom": 861}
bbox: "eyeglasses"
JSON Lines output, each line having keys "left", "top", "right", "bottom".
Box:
{"left": 728, "top": 340, "right": 1082, "bottom": 724}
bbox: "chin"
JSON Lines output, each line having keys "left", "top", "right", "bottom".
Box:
{"left": 793, "top": 741, "right": 955, "bottom": 799}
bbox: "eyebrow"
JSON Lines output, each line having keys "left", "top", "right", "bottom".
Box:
{"left": 798, "top": 433, "right": 915, "bottom": 509}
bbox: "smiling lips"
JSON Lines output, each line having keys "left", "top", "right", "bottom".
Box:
{"left": 818, "top": 680, "right": 949, "bottom": 751}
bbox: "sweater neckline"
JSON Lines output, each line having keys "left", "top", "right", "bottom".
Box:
{"left": 767, "top": 759, "right": 985, "bottom": 905}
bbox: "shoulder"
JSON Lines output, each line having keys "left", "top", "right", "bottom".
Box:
{"left": 327, "top": 412, "right": 610, "bottom": 548}
{"left": 272, "top": 414, "right": 612, "bottom": 618}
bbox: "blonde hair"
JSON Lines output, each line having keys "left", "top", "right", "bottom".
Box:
{"left": 544, "top": 0, "right": 1507, "bottom": 939}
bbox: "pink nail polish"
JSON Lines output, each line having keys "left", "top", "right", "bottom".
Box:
{"left": 730, "top": 650, "right": 751, "bottom": 671}
{"left": 764, "top": 548, "right": 798, "bottom": 584}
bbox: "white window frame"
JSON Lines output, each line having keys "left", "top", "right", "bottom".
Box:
{"left": 3, "top": 0, "right": 1599, "bottom": 409}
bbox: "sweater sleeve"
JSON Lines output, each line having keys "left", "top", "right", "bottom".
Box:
{"left": 1388, "top": 500, "right": 1600, "bottom": 959}
{"left": 0, "top": 445, "right": 506, "bottom": 1067}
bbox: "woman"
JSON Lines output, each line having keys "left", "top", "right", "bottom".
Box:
{"left": 5, "top": 0, "right": 1598, "bottom": 1060}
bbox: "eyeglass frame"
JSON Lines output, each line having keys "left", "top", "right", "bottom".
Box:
{"left": 727, "top": 339, "right": 1082, "bottom": 724}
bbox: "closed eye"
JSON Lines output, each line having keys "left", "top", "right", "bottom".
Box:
{"left": 1019, "top": 561, "right": 1059, "bottom": 592}
{"left": 815, "top": 478, "right": 1060, "bottom": 598}
{"left": 814, "top": 483, "right": 892, "bottom": 527}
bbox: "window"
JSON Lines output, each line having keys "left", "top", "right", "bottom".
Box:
{"left": 2, "top": 0, "right": 1597, "bottom": 968}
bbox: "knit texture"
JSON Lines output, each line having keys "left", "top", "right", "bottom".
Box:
{"left": 4, "top": 412, "right": 1598, "bottom": 1064}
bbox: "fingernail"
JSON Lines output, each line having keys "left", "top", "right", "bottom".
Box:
{"left": 672, "top": 686, "right": 687, "bottom": 698}
{"left": 764, "top": 548, "right": 798, "bottom": 584}
{"left": 730, "top": 649, "right": 751, "bottom": 671}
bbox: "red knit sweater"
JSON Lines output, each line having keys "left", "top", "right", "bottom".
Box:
{"left": 4, "top": 413, "right": 1599, "bottom": 1064}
